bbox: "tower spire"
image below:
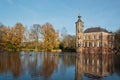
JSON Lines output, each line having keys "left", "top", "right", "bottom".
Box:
{"left": 78, "top": 13, "right": 81, "bottom": 19}
{"left": 77, "top": 13, "right": 82, "bottom": 22}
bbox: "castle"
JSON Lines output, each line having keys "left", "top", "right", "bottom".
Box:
{"left": 76, "top": 15, "right": 114, "bottom": 54}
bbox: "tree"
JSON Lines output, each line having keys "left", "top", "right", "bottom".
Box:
{"left": 61, "top": 27, "right": 67, "bottom": 40}
{"left": 1, "top": 26, "right": 12, "bottom": 50}
{"left": 60, "top": 34, "right": 76, "bottom": 51}
{"left": 0, "top": 23, "right": 4, "bottom": 50}
{"left": 13, "top": 23, "right": 26, "bottom": 48}
{"left": 115, "top": 28, "right": 120, "bottom": 50}
{"left": 60, "top": 27, "right": 68, "bottom": 49}
{"left": 30, "top": 24, "right": 42, "bottom": 51}
{"left": 0, "top": 22, "right": 61, "bottom": 52}
{"left": 67, "top": 35, "right": 76, "bottom": 50}
{"left": 0, "top": 22, "right": 25, "bottom": 51}
{"left": 41, "top": 23, "right": 60, "bottom": 51}
{"left": 0, "top": 23, "right": 4, "bottom": 42}
{"left": 60, "top": 27, "right": 76, "bottom": 51}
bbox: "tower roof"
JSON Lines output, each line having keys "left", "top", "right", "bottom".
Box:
{"left": 76, "top": 15, "right": 83, "bottom": 22}
{"left": 84, "top": 27, "right": 109, "bottom": 33}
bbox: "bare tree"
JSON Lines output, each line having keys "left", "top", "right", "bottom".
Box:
{"left": 31, "top": 24, "right": 42, "bottom": 51}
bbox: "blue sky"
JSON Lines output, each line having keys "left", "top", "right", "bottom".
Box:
{"left": 0, "top": 0, "right": 120, "bottom": 35}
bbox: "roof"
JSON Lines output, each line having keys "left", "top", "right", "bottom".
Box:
{"left": 84, "top": 27, "right": 109, "bottom": 33}
{"left": 76, "top": 15, "right": 83, "bottom": 23}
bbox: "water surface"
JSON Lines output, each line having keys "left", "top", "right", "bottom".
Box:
{"left": 0, "top": 52, "right": 120, "bottom": 80}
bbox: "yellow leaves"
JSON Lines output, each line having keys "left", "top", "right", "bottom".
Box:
{"left": 0, "top": 22, "right": 60, "bottom": 52}
{"left": 1, "top": 23, "right": 25, "bottom": 50}
{"left": 41, "top": 23, "right": 60, "bottom": 51}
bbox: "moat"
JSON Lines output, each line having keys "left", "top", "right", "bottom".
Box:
{"left": 0, "top": 52, "right": 120, "bottom": 80}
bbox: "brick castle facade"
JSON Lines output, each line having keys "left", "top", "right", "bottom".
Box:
{"left": 76, "top": 15, "right": 114, "bottom": 54}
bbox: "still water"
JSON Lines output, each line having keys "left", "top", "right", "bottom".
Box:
{"left": 0, "top": 52, "right": 120, "bottom": 80}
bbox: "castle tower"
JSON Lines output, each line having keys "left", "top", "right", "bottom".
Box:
{"left": 76, "top": 15, "right": 84, "bottom": 53}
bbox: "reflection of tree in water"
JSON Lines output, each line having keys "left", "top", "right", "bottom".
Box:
{"left": 40, "top": 53, "right": 59, "bottom": 79}
{"left": 61, "top": 53, "right": 76, "bottom": 75}
{"left": 0, "top": 52, "right": 22, "bottom": 78}
{"left": 62, "top": 54, "right": 76, "bottom": 67}
{"left": 28, "top": 52, "right": 40, "bottom": 77}
{"left": 19, "top": 52, "right": 43, "bottom": 78}
{"left": 114, "top": 54, "right": 120, "bottom": 76}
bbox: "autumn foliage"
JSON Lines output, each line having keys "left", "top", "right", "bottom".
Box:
{"left": 0, "top": 23, "right": 25, "bottom": 51}
{"left": 0, "top": 22, "right": 60, "bottom": 52}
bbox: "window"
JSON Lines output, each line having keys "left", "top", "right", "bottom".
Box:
{"left": 76, "top": 43, "right": 78, "bottom": 47}
{"left": 112, "top": 36, "right": 114, "bottom": 40}
{"left": 108, "top": 35, "right": 113, "bottom": 40}
{"left": 109, "top": 42, "right": 112, "bottom": 48}
{"left": 93, "top": 42, "right": 96, "bottom": 47}
{"left": 97, "top": 41, "right": 100, "bottom": 47}
{"left": 93, "top": 35, "right": 96, "bottom": 40}
{"left": 87, "top": 42, "right": 89, "bottom": 47}
{"left": 83, "top": 36, "right": 85, "bottom": 40}
{"left": 87, "top": 42, "right": 90, "bottom": 47}
{"left": 88, "top": 35, "right": 90, "bottom": 40}
{"left": 83, "top": 42, "right": 85, "bottom": 47}
{"left": 92, "top": 59, "right": 94, "bottom": 65}
{"left": 89, "top": 42, "right": 91, "bottom": 47}
{"left": 98, "top": 41, "right": 102, "bottom": 47}
{"left": 93, "top": 42, "right": 94, "bottom": 47}
{"left": 83, "top": 42, "right": 87, "bottom": 47}
{"left": 109, "top": 35, "right": 111, "bottom": 40}
{"left": 87, "top": 59, "right": 89, "bottom": 65}
{"left": 78, "top": 36, "right": 81, "bottom": 40}
{"left": 85, "top": 42, "right": 87, "bottom": 47}
{"left": 104, "top": 42, "right": 107, "bottom": 48}
{"left": 111, "top": 36, "right": 113, "bottom": 40}
{"left": 98, "top": 35, "right": 100, "bottom": 39}
{"left": 78, "top": 42, "right": 81, "bottom": 47}
{"left": 85, "top": 36, "right": 87, "bottom": 40}
{"left": 78, "top": 30, "right": 80, "bottom": 33}
{"left": 97, "top": 35, "right": 100, "bottom": 39}
{"left": 97, "top": 60, "right": 100, "bottom": 65}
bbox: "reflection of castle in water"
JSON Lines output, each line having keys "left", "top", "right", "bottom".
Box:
{"left": 76, "top": 53, "right": 114, "bottom": 80}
